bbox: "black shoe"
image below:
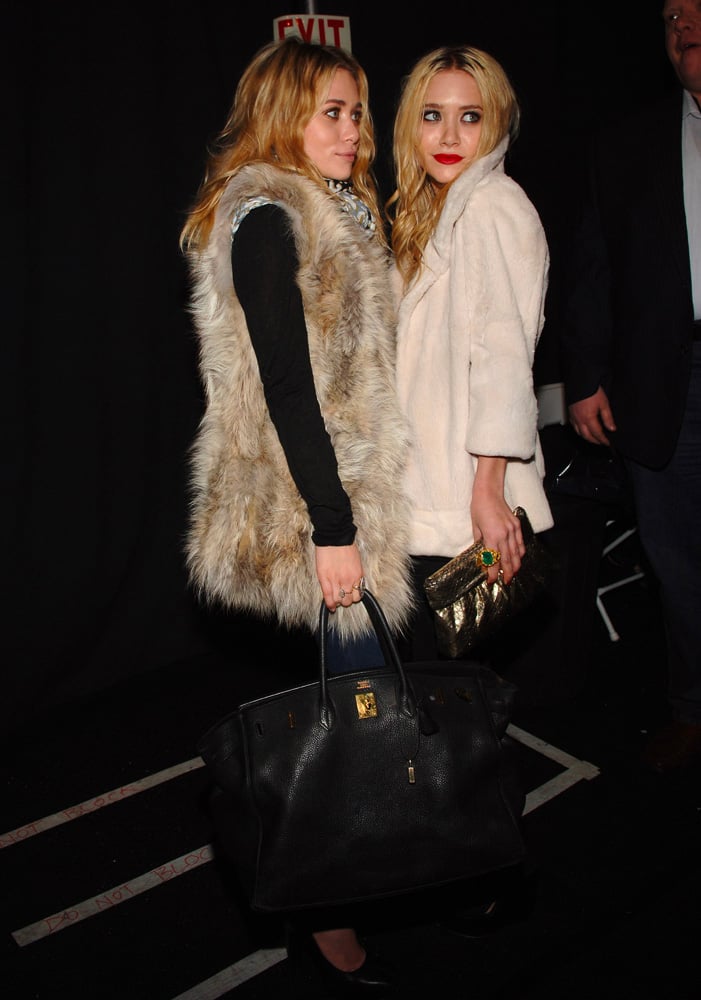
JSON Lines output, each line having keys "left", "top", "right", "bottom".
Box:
{"left": 439, "top": 898, "right": 503, "bottom": 938}
{"left": 440, "top": 887, "right": 535, "bottom": 939}
{"left": 286, "top": 925, "right": 395, "bottom": 995}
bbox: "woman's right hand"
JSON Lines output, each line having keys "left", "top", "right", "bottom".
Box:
{"left": 315, "top": 544, "right": 366, "bottom": 611}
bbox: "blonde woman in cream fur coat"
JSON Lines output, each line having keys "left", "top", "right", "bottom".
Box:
{"left": 387, "top": 44, "right": 554, "bottom": 663}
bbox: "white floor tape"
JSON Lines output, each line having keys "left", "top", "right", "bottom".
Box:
{"left": 12, "top": 844, "right": 213, "bottom": 946}
{"left": 171, "top": 949, "right": 288, "bottom": 1000}
{"left": 1, "top": 757, "right": 205, "bottom": 849}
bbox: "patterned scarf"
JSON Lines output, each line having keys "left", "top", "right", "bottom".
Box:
{"left": 230, "top": 180, "right": 377, "bottom": 239}
{"left": 325, "top": 178, "right": 376, "bottom": 234}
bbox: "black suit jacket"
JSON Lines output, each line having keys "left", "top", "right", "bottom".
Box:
{"left": 560, "top": 89, "right": 696, "bottom": 468}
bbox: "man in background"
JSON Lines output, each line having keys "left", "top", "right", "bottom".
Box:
{"left": 560, "top": 1, "right": 701, "bottom": 772}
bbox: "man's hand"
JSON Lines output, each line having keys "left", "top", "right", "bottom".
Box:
{"left": 568, "top": 387, "right": 616, "bottom": 446}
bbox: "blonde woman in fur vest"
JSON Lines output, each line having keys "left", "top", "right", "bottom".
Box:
{"left": 386, "top": 46, "right": 554, "bottom": 934}
{"left": 180, "top": 36, "right": 412, "bottom": 994}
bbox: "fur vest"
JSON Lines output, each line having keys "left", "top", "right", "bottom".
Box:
{"left": 185, "top": 163, "right": 413, "bottom": 639}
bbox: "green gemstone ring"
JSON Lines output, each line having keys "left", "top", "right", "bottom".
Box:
{"left": 478, "top": 547, "right": 501, "bottom": 569}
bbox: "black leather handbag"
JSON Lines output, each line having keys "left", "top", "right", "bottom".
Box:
{"left": 197, "top": 590, "right": 526, "bottom": 913}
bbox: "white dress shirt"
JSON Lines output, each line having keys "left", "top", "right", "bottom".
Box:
{"left": 682, "top": 89, "right": 701, "bottom": 319}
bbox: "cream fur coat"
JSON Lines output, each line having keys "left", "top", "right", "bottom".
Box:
{"left": 186, "top": 163, "right": 413, "bottom": 638}
{"left": 394, "top": 138, "right": 554, "bottom": 557}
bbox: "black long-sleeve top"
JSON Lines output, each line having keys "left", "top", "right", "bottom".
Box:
{"left": 231, "top": 203, "right": 356, "bottom": 546}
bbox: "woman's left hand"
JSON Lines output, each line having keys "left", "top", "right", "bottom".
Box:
{"left": 470, "top": 455, "right": 525, "bottom": 585}
{"left": 471, "top": 500, "right": 524, "bottom": 585}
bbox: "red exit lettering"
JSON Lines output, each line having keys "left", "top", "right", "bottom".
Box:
{"left": 273, "top": 15, "right": 352, "bottom": 51}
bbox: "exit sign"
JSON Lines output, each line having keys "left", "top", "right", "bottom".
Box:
{"left": 273, "top": 14, "right": 352, "bottom": 51}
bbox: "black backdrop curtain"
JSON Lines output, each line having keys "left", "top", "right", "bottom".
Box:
{"left": 5, "top": 1, "right": 671, "bottom": 732}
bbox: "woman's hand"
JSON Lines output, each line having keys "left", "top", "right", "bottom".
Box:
{"left": 315, "top": 544, "right": 366, "bottom": 611}
{"left": 471, "top": 457, "right": 524, "bottom": 585}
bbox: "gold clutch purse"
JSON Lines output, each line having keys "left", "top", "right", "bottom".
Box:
{"left": 423, "top": 507, "right": 551, "bottom": 658}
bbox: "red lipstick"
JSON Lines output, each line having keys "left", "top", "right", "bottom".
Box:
{"left": 434, "top": 154, "right": 463, "bottom": 164}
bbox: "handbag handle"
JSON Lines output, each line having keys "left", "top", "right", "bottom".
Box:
{"left": 318, "top": 590, "right": 416, "bottom": 727}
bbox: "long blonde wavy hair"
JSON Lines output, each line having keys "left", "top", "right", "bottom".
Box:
{"left": 180, "top": 36, "right": 386, "bottom": 252}
{"left": 386, "top": 46, "right": 521, "bottom": 287}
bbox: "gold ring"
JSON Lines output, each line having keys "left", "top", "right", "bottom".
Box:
{"left": 351, "top": 576, "right": 366, "bottom": 592}
{"left": 478, "top": 548, "right": 501, "bottom": 569}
